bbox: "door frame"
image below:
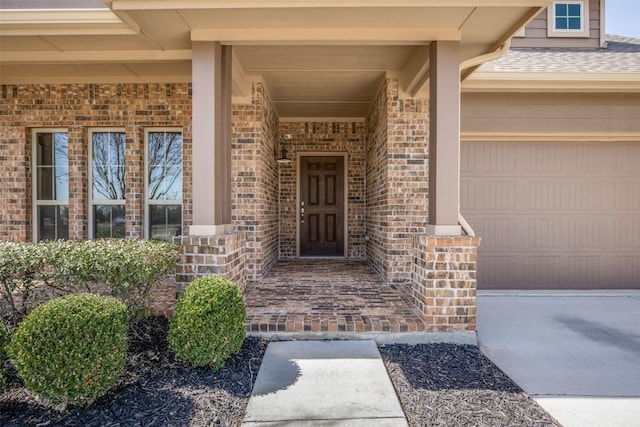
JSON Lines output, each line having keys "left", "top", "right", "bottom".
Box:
{"left": 296, "top": 152, "right": 348, "bottom": 258}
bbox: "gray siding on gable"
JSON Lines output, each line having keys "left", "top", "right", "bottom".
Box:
{"left": 511, "top": 0, "right": 602, "bottom": 49}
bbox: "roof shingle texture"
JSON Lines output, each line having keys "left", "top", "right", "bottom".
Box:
{"left": 488, "top": 35, "right": 640, "bottom": 73}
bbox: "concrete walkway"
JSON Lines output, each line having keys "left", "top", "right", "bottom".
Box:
{"left": 477, "top": 292, "right": 640, "bottom": 427}
{"left": 242, "top": 340, "right": 408, "bottom": 426}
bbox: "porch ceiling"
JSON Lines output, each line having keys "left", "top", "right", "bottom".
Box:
{"left": 0, "top": 0, "right": 549, "bottom": 119}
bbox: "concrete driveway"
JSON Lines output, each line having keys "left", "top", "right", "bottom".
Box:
{"left": 477, "top": 292, "right": 640, "bottom": 427}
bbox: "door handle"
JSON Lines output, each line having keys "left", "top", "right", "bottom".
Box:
{"left": 300, "top": 207, "right": 304, "bottom": 223}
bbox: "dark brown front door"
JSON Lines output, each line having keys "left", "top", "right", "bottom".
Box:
{"left": 300, "top": 156, "right": 344, "bottom": 257}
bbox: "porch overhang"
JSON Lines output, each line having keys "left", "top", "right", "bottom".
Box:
{"left": 0, "top": 0, "right": 550, "bottom": 119}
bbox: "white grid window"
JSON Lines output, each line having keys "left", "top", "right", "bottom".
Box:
{"left": 548, "top": 0, "right": 590, "bottom": 37}
{"left": 145, "top": 129, "right": 183, "bottom": 241}
{"left": 89, "top": 130, "right": 126, "bottom": 239}
{"left": 33, "top": 130, "right": 69, "bottom": 241}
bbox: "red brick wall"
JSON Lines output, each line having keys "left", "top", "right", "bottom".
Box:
{"left": 0, "top": 83, "right": 192, "bottom": 242}
{"left": 411, "top": 235, "right": 480, "bottom": 331}
{"left": 366, "top": 79, "right": 430, "bottom": 282}
{"left": 278, "top": 121, "right": 367, "bottom": 259}
{"left": 231, "top": 83, "right": 279, "bottom": 281}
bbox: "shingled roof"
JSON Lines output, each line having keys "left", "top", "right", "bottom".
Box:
{"left": 482, "top": 35, "right": 640, "bottom": 73}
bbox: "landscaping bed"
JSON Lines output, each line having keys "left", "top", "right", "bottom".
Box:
{"left": 2, "top": 317, "right": 559, "bottom": 426}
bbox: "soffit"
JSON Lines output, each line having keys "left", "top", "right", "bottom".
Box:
{"left": 0, "top": 1, "right": 549, "bottom": 119}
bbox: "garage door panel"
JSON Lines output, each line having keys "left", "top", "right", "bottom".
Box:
{"left": 461, "top": 141, "right": 640, "bottom": 289}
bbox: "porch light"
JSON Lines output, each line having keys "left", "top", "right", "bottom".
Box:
{"left": 277, "top": 148, "right": 292, "bottom": 164}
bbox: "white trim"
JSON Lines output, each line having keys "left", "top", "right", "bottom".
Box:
{"left": 425, "top": 224, "right": 463, "bottom": 236}
{"left": 461, "top": 131, "right": 640, "bottom": 143}
{"left": 87, "top": 128, "right": 126, "bottom": 239}
{"left": 599, "top": 0, "right": 607, "bottom": 48}
{"left": 296, "top": 152, "right": 349, "bottom": 258}
{"left": 143, "top": 128, "right": 184, "bottom": 240}
{"left": 189, "top": 224, "right": 234, "bottom": 236}
{"left": 547, "top": 0, "right": 590, "bottom": 38}
{"left": 462, "top": 71, "right": 640, "bottom": 93}
{"left": 31, "top": 128, "right": 68, "bottom": 242}
{"left": 280, "top": 117, "right": 366, "bottom": 123}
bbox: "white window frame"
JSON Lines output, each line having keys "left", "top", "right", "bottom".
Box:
{"left": 548, "top": 0, "right": 590, "bottom": 38}
{"left": 32, "top": 128, "right": 69, "bottom": 242}
{"left": 144, "top": 128, "right": 183, "bottom": 240}
{"left": 88, "top": 128, "right": 126, "bottom": 239}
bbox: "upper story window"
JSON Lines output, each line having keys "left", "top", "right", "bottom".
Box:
{"left": 145, "top": 130, "right": 182, "bottom": 241}
{"left": 548, "top": 0, "right": 590, "bottom": 37}
{"left": 89, "top": 130, "right": 126, "bottom": 239}
{"left": 33, "top": 130, "right": 69, "bottom": 241}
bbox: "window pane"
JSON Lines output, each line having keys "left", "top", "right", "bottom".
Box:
{"left": 556, "top": 17, "right": 568, "bottom": 29}
{"left": 38, "top": 205, "right": 68, "bottom": 241}
{"left": 568, "top": 17, "right": 581, "bottom": 29}
{"left": 37, "top": 133, "right": 53, "bottom": 166}
{"left": 54, "top": 165, "right": 69, "bottom": 200}
{"left": 149, "top": 204, "right": 182, "bottom": 241}
{"left": 57, "top": 205, "right": 69, "bottom": 240}
{"left": 37, "top": 167, "right": 53, "bottom": 200}
{"left": 94, "top": 205, "right": 125, "bottom": 238}
{"left": 38, "top": 205, "right": 56, "bottom": 240}
{"left": 555, "top": 3, "right": 567, "bottom": 16}
{"left": 54, "top": 133, "right": 69, "bottom": 169}
{"left": 148, "top": 132, "right": 182, "bottom": 201}
{"left": 567, "top": 4, "right": 581, "bottom": 16}
{"left": 92, "top": 132, "right": 125, "bottom": 200}
{"left": 36, "top": 132, "right": 68, "bottom": 201}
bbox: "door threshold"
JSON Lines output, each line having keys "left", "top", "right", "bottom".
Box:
{"left": 297, "top": 256, "right": 346, "bottom": 260}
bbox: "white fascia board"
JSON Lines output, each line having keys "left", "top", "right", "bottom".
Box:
{"left": 463, "top": 71, "right": 640, "bottom": 93}
{"left": 0, "top": 9, "right": 137, "bottom": 35}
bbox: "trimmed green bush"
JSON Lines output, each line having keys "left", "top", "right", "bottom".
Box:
{"left": 168, "top": 276, "right": 246, "bottom": 369}
{"left": 0, "top": 239, "right": 178, "bottom": 326}
{"left": 6, "top": 293, "right": 130, "bottom": 406}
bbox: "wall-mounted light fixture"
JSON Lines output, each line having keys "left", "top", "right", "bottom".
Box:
{"left": 276, "top": 133, "right": 292, "bottom": 164}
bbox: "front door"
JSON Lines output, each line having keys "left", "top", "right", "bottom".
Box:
{"left": 299, "top": 156, "right": 345, "bottom": 257}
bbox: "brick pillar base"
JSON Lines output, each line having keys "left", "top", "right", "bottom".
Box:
{"left": 175, "top": 232, "right": 246, "bottom": 292}
{"left": 411, "top": 234, "right": 481, "bottom": 332}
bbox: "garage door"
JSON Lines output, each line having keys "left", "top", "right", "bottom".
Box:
{"left": 461, "top": 141, "right": 640, "bottom": 290}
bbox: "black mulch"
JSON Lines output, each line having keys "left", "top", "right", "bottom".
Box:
{"left": 0, "top": 317, "right": 268, "bottom": 427}
{"left": 380, "top": 343, "right": 562, "bottom": 427}
{"left": 2, "top": 319, "right": 561, "bottom": 427}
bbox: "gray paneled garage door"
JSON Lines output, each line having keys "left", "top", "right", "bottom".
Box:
{"left": 461, "top": 141, "right": 640, "bottom": 290}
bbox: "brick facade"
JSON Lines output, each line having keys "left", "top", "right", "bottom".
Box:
{"left": 411, "top": 235, "right": 480, "bottom": 331}
{"left": 1, "top": 79, "right": 481, "bottom": 333}
{"left": 365, "top": 79, "right": 429, "bottom": 282}
{"left": 175, "top": 233, "right": 247, "bottom": 291}
{"left": 278, "top": 121, "right": 366, "bottom": 259}
{"left": 231, "top": 83, "right": 279, "bottom": 281}
{"left": 0, "top": 83, "right": 193, "bottom": 241}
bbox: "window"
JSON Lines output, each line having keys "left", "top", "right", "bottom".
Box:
{"left": 555, "top": 2, "right": 582, "bottom": 30}
{"left": 145, "top": 130, "right": 182, "bottom": 241}
{"left": 548, "top": 0, "right": 590, "bottom": 37}
{"left": 33, "top": 130, "right": 69, "bottom": 241}
{"left": 89, "top": 130, "right": 126, "bottom": 239}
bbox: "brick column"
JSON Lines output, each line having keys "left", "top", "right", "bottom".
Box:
{"left": 178, "top": 42, "right": 246, "bottom": 289}
{"left": 175, "top": 233, "right": 246, "bottom": 291}
{"left": 411, "top": 234, "right": 480, "bottom": 332}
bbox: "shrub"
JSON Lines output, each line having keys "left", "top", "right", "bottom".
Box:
{"left": 168, "top": 276, "right": 246, "bottom": 369}
{"left": 6, "top": 293, "right": 130, "bottom": 406}
{"left": 0, "top": 239, "right": 178, "bottom": 327}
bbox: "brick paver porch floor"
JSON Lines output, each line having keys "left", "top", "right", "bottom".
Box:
{"left": 244, "top": 259, "right": 427, "bottom": 333}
